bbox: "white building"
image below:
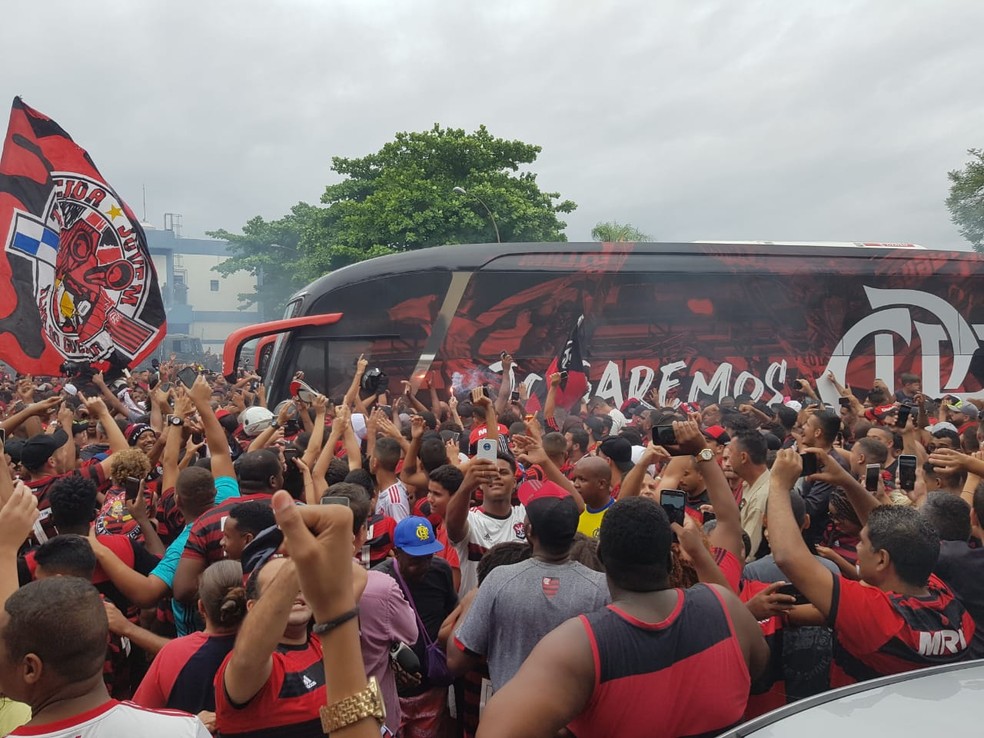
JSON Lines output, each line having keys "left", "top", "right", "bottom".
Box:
{"left": 146, "top": 226, "right": 259, "bottom": 353}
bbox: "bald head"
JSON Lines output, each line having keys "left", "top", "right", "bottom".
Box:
{"left": 576, "top": 456, "right": 612, "bottom": 482}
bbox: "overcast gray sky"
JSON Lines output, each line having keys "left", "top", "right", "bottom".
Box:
{"left": 2, "top": 0, "right": 982, "bottom": 249}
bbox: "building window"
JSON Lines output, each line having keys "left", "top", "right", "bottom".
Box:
{"left": 210, "top": 280, "right": 219, "bottom": 292}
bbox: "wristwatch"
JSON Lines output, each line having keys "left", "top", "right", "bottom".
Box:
{"left": 271, "top": 421, "right": 281, "bottom": 430}
{"left": 168, "top": 416, "right": 183, "bottom": 427}
{"left": 695, "top": 448, "right": 715, "bottom": 463}
{"left": 319, "top": 676, "right": 386, "bottom": 733}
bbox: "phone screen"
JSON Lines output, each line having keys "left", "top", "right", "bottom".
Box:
{"left": 838, "top": 396, "right": 851, "bottom": 407}
{"left": 510, "top": 391, "right": 520, "bottom": 402}
{"left": 124, "top": 476, "right": 141, "bottom": 501}
{"left": 653, "top": 425, "right": 677, "bottom": 447}
{"left": 659, "top": 490, "right": 686, "bottom": 526}
{"left": 321, "top": 496, "right": 351, "bottom": 507}
{"left": 898, "top": 455, "right": 917, "bottom": 492}
{"left": 177, "top": 366, "right": 199, "bottom": 389}
{"left": 800, "top": 452, "right": 818, "bottom": 476}
{"left": 896, "top": 404, "right": 912, "bottom": 428}
{"left": 777, "top": 583, "right": 809, "bottom": 605}
{"left": 865, "top": 464, "right": 881, "bottom": 492}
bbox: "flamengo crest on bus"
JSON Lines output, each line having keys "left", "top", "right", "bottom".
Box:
{"left": 505, "top": 287, "right": 984, "bottom": 406}
{"left": 5, "top": 173, "right": 158, "bottom": 363}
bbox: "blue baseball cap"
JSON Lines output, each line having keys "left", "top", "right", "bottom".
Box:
{"left": 394, "top": 516, "right": 444, "bottom": 557}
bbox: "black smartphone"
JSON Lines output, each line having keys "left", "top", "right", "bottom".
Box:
{"left": 898, "top": 454, "right": 917, "bottom": 492}
{"left": 659, "top": 489, "right": 686, "bottom": 526}
{"left": 283, "top": 448, "right": 299, "bottom": 464}
{"left": 176, "top": 366, "right": 199, "bottom": 389}
{"left": 653, "top": 425, "right": 677, "bottom": 447}
{"left": 777, "top": 583, "right": 809, "bottom": 606}
{"left": 321, "top": 496, "right": 351, "bottom": 507}
{"left": 896, "top": 404, "right": 912, "bottom": 428}
{"left": 865, "top": 463, "right": 881, "bottom": 492}
{"left": 559, "top": 371, "right": 569, "bottom": 380}
{"left": 800, "top": 452, "right": 818, "bottom": 476}
{"left": 510, "top": 391, "right": 520, "bottom": 402}
{"left": 124, "top": 476, "right": 141, "bottom": 502}
{"left": 838, "top": 397, "right": 851, "bottom": 407}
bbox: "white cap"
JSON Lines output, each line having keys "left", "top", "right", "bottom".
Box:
{"left": 785, "top": 400, "right": 802, "bottom": 412}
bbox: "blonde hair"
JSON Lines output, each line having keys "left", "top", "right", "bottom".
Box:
{"left": 109, "top": 449, "right": 152, "bottom": 486}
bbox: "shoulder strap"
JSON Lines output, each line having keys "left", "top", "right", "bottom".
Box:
{"left": 392, "top": 559, "right": 433, "bottom": 647}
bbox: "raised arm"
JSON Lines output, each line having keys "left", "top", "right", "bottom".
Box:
{"left": 0, "top": 396, "right": 61, "bottom": 436}
{"left": 446, "top": 459, "right": 494, "bottom": 545}
{"left": 618, "top": 443, "right": 670, "bottom": 500}
{"left": 343, "top": 355, "right": 368, "bottom": 410}
{"left": 189, "top": 374, "right": 236, "bottom": 480}
{"left": 223, "top": 558, "right": 300, "bottom": 705}
{"left": 91, "top": 372, "right": 132, "bottom": 419}
{"left": 494, "top": 355, "right": 514, "bottom": 416}
{"left": 400, "top": 416, "right": 430, "bottom": 489}
{"left": 803, "top": 446, "right": 879, "bottom": 526}
{"left": 301, "top": 395, "right": 329, "bottom": 470}
{"left": 674, "top": 419, "right": 743, "bottom": 561}
{"left": 766, "top": 449, "right": 835, "bottom": 619}
{"left": 0, "top": 481, "right": 38, "bottom": 605}
{"left": 544, "top": 372, "right": 560, "bottom": 428}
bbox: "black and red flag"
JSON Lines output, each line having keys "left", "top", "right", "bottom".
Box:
{"left": 545, "top": 313, "right": 590, "bottom": 408}
{"left": 0, "top": 97, "right": 166, "bottom": 375}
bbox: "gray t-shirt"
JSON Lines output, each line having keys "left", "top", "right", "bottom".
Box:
{"left": 454, "top": 558, "right": 610, "bottom": 690}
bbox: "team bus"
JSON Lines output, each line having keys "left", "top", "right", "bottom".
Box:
{"left": 222, "top": 241, "right": 984, "bottom": 408}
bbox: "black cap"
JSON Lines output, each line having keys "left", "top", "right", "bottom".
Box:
{"left": 4, "top": 438, "right": 26, "bottom": 464}
{"left": 20, "top": 429, "right": 69, "bottom": 471}
{"left": 598, "top": 436, "right": 634, "bottom": 474}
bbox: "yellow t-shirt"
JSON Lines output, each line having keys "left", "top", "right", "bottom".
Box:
{"left": 577, "top": 499, "right": 615, "bottom": 539}
{"left": 0, "top": 698, "right": 31, "bottom": 734}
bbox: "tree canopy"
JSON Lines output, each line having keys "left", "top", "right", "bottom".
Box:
{"left": 210, "top": 124, "right": 576, "bottom": 311}
{"left": 947, "top": 148, "right": 984, "bottom": 251}
{"left": 591, "top": 221, "right": 652, "bottom": 242}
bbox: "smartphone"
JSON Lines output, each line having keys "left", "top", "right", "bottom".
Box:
{"left": 838, "top": 397, "right": 851, "bottom": 408}
{"left": 896, "top": 404, "right": 912, "bottom": 428}
{"left": 653, "top": 425, "right": 677, "bottom": 447}
{"left": 510, "top": 391, "right": 520, "bottom": 402}
{"left": 451, "top": 432, "right": 460, "bottom": 444}
{"left": 800, "top": 452, "right": 818, "bottom": 476}
{"left": 321, "top": 496, "right": 351, "bottom": 507}
{"left": 660, "top": 490, "right": 686, "bottom": 526}
{"left": 476, "top": 438, "right": 498, "bottom": 461}
{"left": 777, "top": 583, "right": 809, "bottom": 606}
{"left": 898, "top": 454, "right": 917, "bottom": 492}
{"left": 865, "top": 463, "right": 881, "bottom": 492}
{"left": 176, "top": 366, "right": 199, "bottom": 389}
{"left": 559, "top": 371, "right": 569, "bottom": 380}
{"left": 124, "top": 476, "right": 141, "bottom": 502}
{"left": 500, "top": 351, "right": 507, "bottom": 360}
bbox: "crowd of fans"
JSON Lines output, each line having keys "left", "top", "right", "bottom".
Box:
{"left": 0, "top": 356, "right": 982, "bottom": 737}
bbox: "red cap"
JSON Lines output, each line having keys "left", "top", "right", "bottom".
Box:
{"left": 517, "top": 479, "right": 571, "bottom": 507}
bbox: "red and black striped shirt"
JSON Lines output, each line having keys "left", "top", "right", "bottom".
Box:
{"left": 829, "top": 571, "right": 978, "bottom": 686}
{"left": 570, "top": 585, "right": 750, "bottom": 738}
{"left": 182, "top": 493, "right": 272, "bottom": 566}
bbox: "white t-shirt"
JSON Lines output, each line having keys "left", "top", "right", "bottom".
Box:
{"left": 608, "top": 407, "right": 627, "bottom": 434}
{"left": 10, "top": 700, "right": 210, "bottom": 738}
{"left": 453, "top": 505, "right": 528, "bottom": 596}
{"left": 376, "top": 481, "right": 411, "bottom": 522}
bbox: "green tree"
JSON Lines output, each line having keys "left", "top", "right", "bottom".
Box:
{"left": 300, "top": 124, "right": 576, "bottom": 275}
{"left": 947, "top": 149, "right": 984, "bottom": 252}
{"left": 207, "top": 202, "right": 316, "bottom": 320}
{"left": 210, "top": 125, "right": 575, "bottom": 312}
{"left": 591, "top": 221, "right": 652, "bottom": 242}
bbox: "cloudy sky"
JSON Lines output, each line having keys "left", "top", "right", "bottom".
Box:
{"left": 2, "top": 0, "right": 982, "bottom": 249}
